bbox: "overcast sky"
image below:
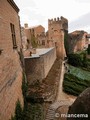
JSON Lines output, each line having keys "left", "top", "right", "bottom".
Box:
{"left": 14, "top": 0, "right": 90, "bottom": 33}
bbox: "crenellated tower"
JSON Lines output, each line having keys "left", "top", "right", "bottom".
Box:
{"left": 48, "top": 16, "right": 68, "bottom": 59}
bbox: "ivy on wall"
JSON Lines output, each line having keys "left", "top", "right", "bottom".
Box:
{"left": 31, "top": 35, "right": 38, "bottom": 48}
{"left": 64, "top": 30, "right": 69, "bottom": 56}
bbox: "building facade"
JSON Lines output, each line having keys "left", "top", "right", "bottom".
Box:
{"left": 0, "top": 0, "right": 23, "bottom": 119}
{"left": 22, "top": 24, "right": 46, "bottom": 49}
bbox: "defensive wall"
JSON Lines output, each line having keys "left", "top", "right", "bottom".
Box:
{"left": 24, "top": 47, "right": 56, "bottom": 84}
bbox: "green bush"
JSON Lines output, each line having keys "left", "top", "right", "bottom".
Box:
{"left": 31, "top": 35, "right": 38, "bottom": 48}
{"left": 68, "top": 53, "right": 83, "bottom": 67}
{"left": 22, "top": 73, "right": 28, "bottom": 101}
{"left": 64, "top": 31, "right": 69, "bottom": 55}
{"left": 87, "top": 44, "right": 90, "bottom": 55}
{"left": 68, "top": 52, "right": 90, "bottom": 70}
{"left": 10, "top": 100, "right": 23, "bottom": 120}
{"left": 15, "top": 100, "right": 23, "bottom": 120}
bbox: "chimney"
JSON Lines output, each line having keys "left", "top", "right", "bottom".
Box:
{"left": 24, "top": 23, "right": 28, "bottom": 28}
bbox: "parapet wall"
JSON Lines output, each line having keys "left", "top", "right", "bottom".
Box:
{"left": 25, "top": 47, "right": 56, "bottom": 84}
{"left": 48, "top": 16, "right": 68, "bottom": 31}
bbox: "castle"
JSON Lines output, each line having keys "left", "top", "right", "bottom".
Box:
{"left": 0, "top": 0, "right": 90, "bottom": 119}
{"left": 22, "top": 16, "right": 68, "bottom": 59}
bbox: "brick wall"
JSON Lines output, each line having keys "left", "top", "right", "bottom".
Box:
{"left": 0, "top": 0, "right": 23, "bottom": 120}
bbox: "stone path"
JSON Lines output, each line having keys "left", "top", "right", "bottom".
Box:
{"left": 56, "top": 61, "right": 65, "bottom": 101}
{"left": 45, "top": 60, "right": 76, "bottom": 120}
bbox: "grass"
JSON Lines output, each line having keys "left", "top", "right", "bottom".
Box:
{"left": 63, "top": 65, "right": 90, "bottom": 96}
{"left": 69, "top": 65, "right": 90, "bottom": 80}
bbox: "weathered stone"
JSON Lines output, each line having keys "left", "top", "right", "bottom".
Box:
{"left": 68, "top": 30, "right": 89, "bottom": 54}
{"left": 67, "top": 87, "right": 90, "bottom": 120}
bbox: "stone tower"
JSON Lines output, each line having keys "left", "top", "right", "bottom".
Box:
{"left": 48, "top": 16, "right": 68, "bottom": 59}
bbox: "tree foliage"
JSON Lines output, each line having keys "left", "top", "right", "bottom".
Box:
{"left": 31, "top": 35, "right": 38, "bottom": 48}
{"left": 68, "top": 53, "right": 83, "bottom": 67}
{"left": 67, "top": 51, "right": 90, "bottom": 68}
{"left": 15, "top": 100, "right": 23, "bottom": 120}
{"left": 87, "top": 44, "right": 90, "bottom": 55}
{"left": 10, "top": 100, "right": 23, "bottom": 120}
{"left": 64, "top": 30, "right": 69, "bottom": 55}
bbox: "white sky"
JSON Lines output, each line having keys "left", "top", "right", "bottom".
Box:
{"left": 14, "top": 0, "right": 90, "bottom": 33}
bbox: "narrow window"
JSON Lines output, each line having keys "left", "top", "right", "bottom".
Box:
{"left": 10, "top": 23, "right": 17, "bottom": 49}
{"left": 42, "top": 40, "right": 45, "bottom": 45}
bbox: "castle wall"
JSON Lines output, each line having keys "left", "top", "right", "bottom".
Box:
{"left": 24, "top": 48, "right": 56, "bottom": 84}
{"left": 0, "top": 0, "right": 23, "bottom": 119}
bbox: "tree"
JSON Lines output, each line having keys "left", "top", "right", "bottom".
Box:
{"left": 68, "top": 53, "right": 83, "bottom": 67}
{"left": 64, "top": 30, "right": 69, "bottom": 56}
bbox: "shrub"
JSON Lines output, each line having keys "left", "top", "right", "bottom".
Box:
{"left": 15, "top": 100, "right": 23, "bottom": 120}
{"left": 87, "top": 44, "right": 90, "bottom": 55}
{"left": 68, "top": 53, "right": 83, "bottom": 67}
{"left": 10, "top": 100, "right": 23, "bottom": 120}
{"left": 22, "top": 73, "right": 28, "bottom": 101}
{"left": 31, "top": 35, "right": 38, "bottom": 48}
{"left": 68, "top": 52, "right": 89, "bottom": 68}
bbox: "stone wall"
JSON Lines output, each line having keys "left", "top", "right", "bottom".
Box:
{"left": 0, "top": 0, "right": 23, "bottom": 120}
{"left": 25, "top": 48, "right": 56, "bottom": 84}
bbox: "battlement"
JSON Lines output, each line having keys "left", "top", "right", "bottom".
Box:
{"left": 48, "top": 16, "right": 68, "bottom": 25}
{"left": 61, "top": 16, "right": 68, "bottom": 22}
{"left": 48, "top": 17, "right": 61, "bottom": 24}
{"left": 48, "top": 16, "right": 68, "bottom": 31}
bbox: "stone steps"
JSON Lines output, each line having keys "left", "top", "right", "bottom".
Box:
{"left": 45, "top": 108, "right": 55, "bottom": 120}
{"left": 45, "top": 100, "right": 72, "bottom": 120}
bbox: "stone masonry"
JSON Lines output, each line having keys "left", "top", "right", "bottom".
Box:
{"left": 24, "top": 48, "right": 56, "bottom": 84}
{"left": 48, "top": 16, "right": 68, "bottom": 59}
